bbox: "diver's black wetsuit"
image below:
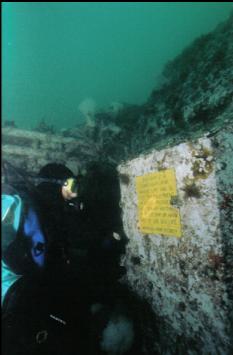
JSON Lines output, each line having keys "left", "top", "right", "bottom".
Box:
{"left": 35, "top": 163, "right": 78, "bottom": 272}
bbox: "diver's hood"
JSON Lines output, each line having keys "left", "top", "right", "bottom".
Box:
{"left": 38, "top": 163, "right": 74, "bottom": 180}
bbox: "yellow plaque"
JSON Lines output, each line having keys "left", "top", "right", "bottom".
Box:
{"left": 136, "top": 169, "right": 181, "bottom": 237}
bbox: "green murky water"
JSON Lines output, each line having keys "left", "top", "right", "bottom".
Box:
{"left": 2, "top": 2, "right": 232, "bottom": 130}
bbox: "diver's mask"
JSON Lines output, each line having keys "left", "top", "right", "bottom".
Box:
{"left": 34, "top": 177, "right": 78, "bottom": 199}
{"left": 34, "top": 176, "right": 78, "bottom": 196}
{"left": 62, "top": 178, "right": 78, "bottom": 195}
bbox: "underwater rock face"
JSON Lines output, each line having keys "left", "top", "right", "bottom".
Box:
{"left": 106, "top": 12, "right": 233, "bottom": 164}
{"left": 118, "top": 122, "right": 233, "bottom": 355}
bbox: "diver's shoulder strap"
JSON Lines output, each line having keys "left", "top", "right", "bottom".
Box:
{"left": 2, "top": 194, "right": 23, "bottom": 249}
{"left": 2, "top": 194, "right": 22, "bottom": 231}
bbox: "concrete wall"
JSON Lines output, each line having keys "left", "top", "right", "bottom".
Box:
{"left": 2, "top": 127, "right": 80, "bottom": 175}
{"left": 118, "top": 123, "right": 233, "bottom": 354}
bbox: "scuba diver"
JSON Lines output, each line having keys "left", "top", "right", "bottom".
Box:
{"left": 34, "top": 163, "right": 82, "bottom": 274}
{"left": 2, "top": 161, "right": 47, "bottom": 302}
{"left": 2, "top": 161, "right": 83, "bottom": 273}
{"left": 2, "top": 161, "right": 48, "bottom": 354}
{"left": 1, "top": 161, "right": 88, "bottom": 355}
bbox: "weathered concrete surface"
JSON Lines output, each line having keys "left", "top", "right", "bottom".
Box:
{"left": 118, "top": 123, "right": 233, "bottom": 355}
